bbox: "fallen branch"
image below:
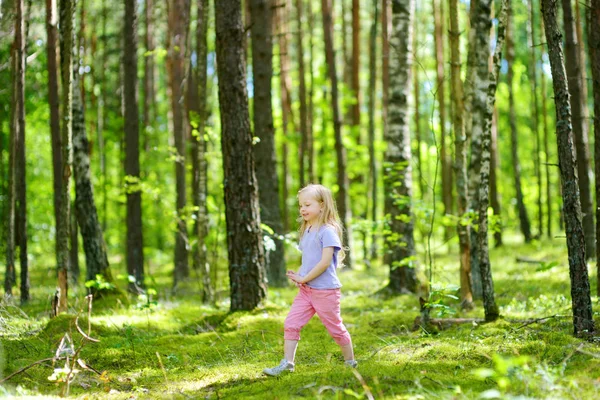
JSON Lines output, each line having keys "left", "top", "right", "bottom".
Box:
{"left": 0, "top": 357, "right": 58, "bottom": 383}
{"left": 412, "top": 317, "right": 485, "bottom": 331}
{"left": 516, "top": 257, "right": 547, "bottom": 264}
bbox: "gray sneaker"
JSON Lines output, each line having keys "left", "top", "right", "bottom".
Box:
{"left": 344, "top": 360, "right": 358, "bottom": 368}
{"left": 263, "top": 358, "right": 295, "bottom": 376}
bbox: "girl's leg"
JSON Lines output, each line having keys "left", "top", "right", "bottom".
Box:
{"left": 284, "top": 339, "right": 299, "bottom": 363}
{"left": 340, "top": 341, "right": 354, "bottom": 361}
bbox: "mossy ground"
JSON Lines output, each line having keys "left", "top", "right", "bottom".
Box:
{"left": 2, "top": 236, "right": 600, "bottom": 399}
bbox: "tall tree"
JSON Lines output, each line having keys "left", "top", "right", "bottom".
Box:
{"left": 434, "top": 0, "right": 452, "bottom": 230}
{"left": 143, "top": 0, "right": 156, "bottom": 153}
{"left": 541, "top": 0, "right": 595, "bottom": 336}
{"left": 189, "top": 0, "right": 213, "bottom": 303}
{"left": 541, "top": 20, "right": 552, "bottom": 238}
{"left": 561, "top": 0, "right": 595, "bottom": 259}
{"left": 385, "top": 0, "right": 418, "bottom": 293}
{"left": 215, "top": 0, "right": 267, "bottom": 311}
{"left": 276, "top": 0, "right": 294, "bottom": 233}
{"left": 250, "top": 0, "right": 286, "bottom": 287}
{"left": 527, "top": 0, "right": 543, "bottom": 238}
{"left": 321, "top": 0, "right": 353, "bottom": 268}
{"left": 296, "top": 0, "right": 309, "bottom": 187}
{"left": 474, "top": 0, "right": 508, "bottom": 322}
{"left": 413, "top": 17, "right": 424, "bottom": 198}
{"left": 57, "top": 0, "right": 75, "bottom": 313}
{"left": 506, "top": 6, "right": 532, "bottom": 243}
{"left": 448, "top": 0, "right": 473, "bottom": 309}
{"left": 124, "top": 0, "right": 144, "bottom": 291}
{"left": 589, "top": 0, "right": 600, "bottom": 296}
{"left": 167, "top": 0, "right": 191, "bottom": 286}
{"left": 350, "top": 0, "right": 361, "bottom": 128}
{"left": 307, "top": 0, "right": 315, "bottom": 183}
{"left": 490, "top": 107, "right": 502, "bottom": 247}
{"left": 368, "top": 0, "right": 379, "bottom": 260}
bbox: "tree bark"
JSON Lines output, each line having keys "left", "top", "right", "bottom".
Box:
{"left": 448, "top": 0, "right": 473, "bottom": 309}
{"left": 215, "top": 0, "right": 267, "bottom": 311}
{"left": 541, "top": 0, "right": 595, "bottom": 336}
{"left": 250, "top": 0, "right": 286, "bottom": 287}
{"left": 124, "top": 0, "right": 144, "bottom": 291}
{"left": 167, "top": 0, "right": 191, "bottom": 286}
{"left": 413, "top": 18, "right": 424, "bottom": 198}
{"left": 507, "top": 8, "right": 532, "bottom": 243}
{"left": 296, "top": 0, "right": 308, "bottom": 187}
{"left": 474, "top": 0, "right": 507, "bottom": 322}
{"left": 368, "top": 0, "right": 379, "bottom": 261}
{"left": 143, "top": 0, "right": 155, "bottom": 153}
{"left": 589, "top": 0, "right": 600, "bottom": 297}
{"left": 321, "top": 0, "right": 353, "bottom": 268}
{"left": 307, "top": 0, "right": 315, "bottom": 183}
{"left": 561, "top": 0, "right": 595, "bottom": 259}
{"left": 541, "top": 20, "right": 552, "bottom": 239}
{"left": 490, "top": 107, "right": 502, "bottom": 247}
{"left": 57, "top": 0, "right": 75, "bottom": 313}
{"left": 434, "top": 0, "right": 452, "bottom": 231}
{"left": 72, "top": 65, "right": 112, "bottom": 286}
{"left": 189, "top": 0, "right": 213, "bottom": 303}
{"left": 351, "top": 0, "right": 361, "bottom": 128}
{"left": 384, "top": 0, "right": 418, "bottom": 293}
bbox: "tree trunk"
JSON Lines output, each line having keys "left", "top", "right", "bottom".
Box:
{"left": 561, "top": 0, "right": 595, "bottom": 259}
{"left": 434, "top": 0, "right": 452, "bottom": 232}
{"left": 189, "top": 0, "right": 213, "bottom": 303}
{"left": 57, "top": 0, "right": 75, "bottom": 313}
{"left": 490, "top": 106, "right": 502, "bottom": 247}
{"left": 368, "top": 0, "right": 379, "bottom": 261}
{"left": 98, "top": 0, "right": 107, "bottom": 232}
{"left": 351, "top": 0, "right": 361, "bottom": 128}
{"left": 413, "top": 18, "right": 424, "bottom": 198}
{"left": 384, "top": 0, "right": 418, "bottom": 293}
{"left": 474, "top": 0, "right": 507, "bottom": 322}
{"left": 276, "top": 0, "right": 294, "bottom": 234}
{"left": 167, "top": 0, "right": 191, "bottom": 286}
{"left": 541, "top": 0, "right": 595, "bottom": 336}
{"left": 69, "top": 199, "right": 79, "bottom": 284}
{"left": 124, "top": 0, "right": 144, "bottom": 291}
{"left": 250, "top": 0, "right": 286, "bottom": 287}
{"left": 215, "top": 0, "right": 267, "bottom": 311}
{"left": 72, "top": 65, "right": 112, "bottom": 286}
{"left": 589, "top": 0, "right": 600, "bottom": 297}
{"left": 541, "top": 19, "right": 552, "bottom": 239}
{"left": 296, "top": 0, "right": 308, "bottom": 187}
{"left": 321, "top": 0, "right": 353, "bottom": 268}
{"left": 466, "top": 0, "right": 483, "bottom": 300}
{"left": 448, "top": 0, "right": 473, "bottom": 309}
{"left": 307, "top": 0, "right": 315, "bottom": 183}
{"left": 144, "top": 0, "right": 155, "bottom": 154}
{"left": 507, "top": 8, "right": 532, "bottom": 243}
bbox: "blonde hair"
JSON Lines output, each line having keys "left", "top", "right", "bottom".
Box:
{"left": 297, "top": 184, "right": 346, "bottom": 267}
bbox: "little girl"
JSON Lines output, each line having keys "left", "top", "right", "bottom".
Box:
{"left": 263, "top": 184, "right": 357, "bottom": 376}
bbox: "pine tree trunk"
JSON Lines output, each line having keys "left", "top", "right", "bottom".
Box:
{"left": 588, "top": 0, "right": 600, "bottom": 297}
{"left": 296, "top": 0, "right": 308, "bottom": 187}
{"left": 167, "top": 0, "right": 191, "bottom": 286}
{"left": 434, "top": 0, "right": 452, "bottom": 232}
{"left": 69, "top": 199, "right": 79, "bottom": 284}
{"left": 541, "top": 0, "right": 595, "bottom": 336}
{"left": 385, "top": 0, "right": 418, "bottom": 293}
{"left": 561, "top": 0, "right": 595, "bottom": 259}
{"left": 57, "top": 0, "right": 75, "bottom": 313}
{"left": 368, "top": 0, "right": 379, "bottom": 261}
{"left": 475, "top": 0, "right": 507, "bottom": 322}
{"left": 98, "top": 0, "right": 107, "bottom": 232}
{"left": 72, "top": 66, "right": 112, "bottom": 286}
{"left": 507, "top": 9, "right": 532, "bottom": 243}
{"left": 307, "top": 0, "right": 315, "bottom": 183}
{"left": 276, "top": 0, "right": 294, "bottom": 234}
{"left": 13, "top": 0, "right": 29, "bottom": 303}
{"left": 541, "top": 19, "right": 552, "bottom": 238}
{"left": 215, "top": 0, "right": 267, "bottom": 311}
{"left": 351, "top": 0, "right": 361, "bottom": 128}
{"left": 250, "top": 0, "right": 286, "bottom": 287}
{"left": 413, "top": 18, "right": 424, "bottom": 198}
{"left": 190, "top": 0, "right": 213, "bottom": 303}
{"left": 321, "top": 0, "right": 353, "bottom": 268}
{"left": 124, "top": 0, "right": 144, "bottom": 291}
{"left": 144, "top": 0, "right": 155, "bottom": 154}
{"left": 448, "top": 0, "right": 473, "bottom": 309}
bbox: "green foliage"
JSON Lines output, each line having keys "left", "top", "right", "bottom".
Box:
{"left": 85, "top": 274, "right": 116, "bottom": 292}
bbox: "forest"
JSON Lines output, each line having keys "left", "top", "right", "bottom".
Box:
{"left": 1, "top": 0, "right": 600, "bottom": 398}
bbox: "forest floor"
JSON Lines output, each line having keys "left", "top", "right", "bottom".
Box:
{"left": 2, "top": 235, "right": 600, "bottom": 399}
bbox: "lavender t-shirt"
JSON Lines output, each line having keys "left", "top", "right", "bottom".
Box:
{"left": 298, "top": 224, "right": 343, "bottom": 289}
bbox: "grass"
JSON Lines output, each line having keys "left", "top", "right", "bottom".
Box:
{"left": 2, "top": 235, "right": 600, "bottom": 399}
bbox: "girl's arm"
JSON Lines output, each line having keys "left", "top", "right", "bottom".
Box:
{"left": 290, "top": 247, "right": 335, "bottom": 284}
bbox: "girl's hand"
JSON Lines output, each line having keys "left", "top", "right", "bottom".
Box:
{"left": 286, "top": 270, "right": 306, "bottom": 285}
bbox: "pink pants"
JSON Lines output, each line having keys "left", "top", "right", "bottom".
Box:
{"left": 284, "top": 286, "right": 352, "bottom": 346}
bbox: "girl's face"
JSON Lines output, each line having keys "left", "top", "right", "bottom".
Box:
{"left": 298, "top": 192, "right": 322, "bottom": 225}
